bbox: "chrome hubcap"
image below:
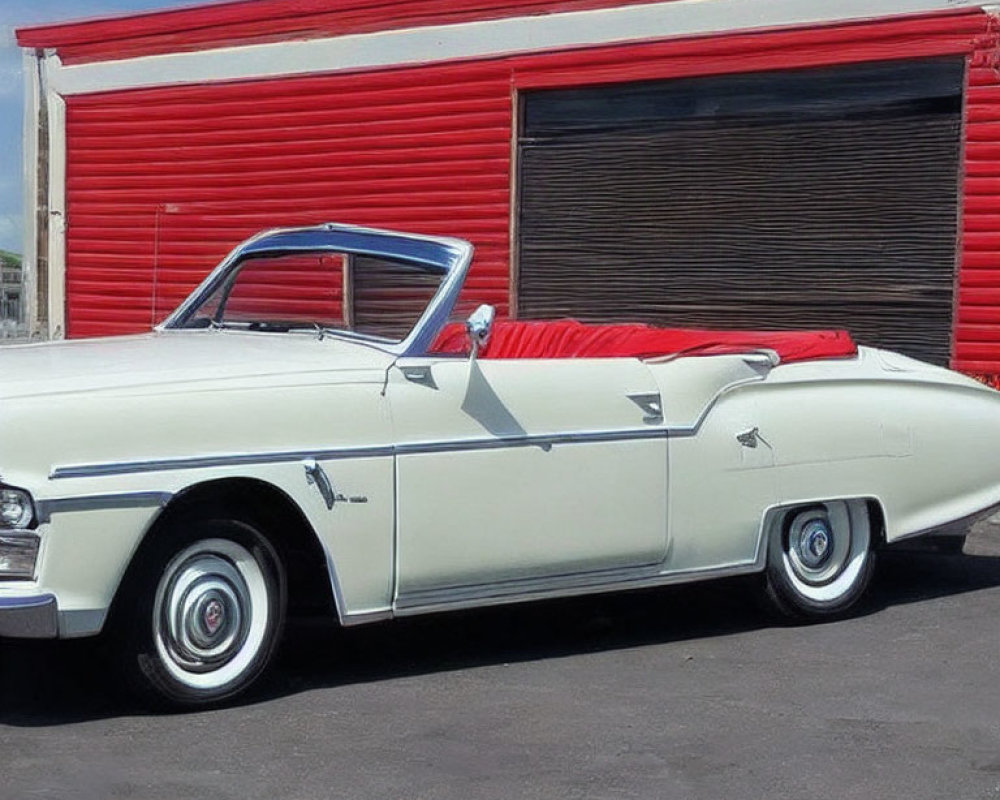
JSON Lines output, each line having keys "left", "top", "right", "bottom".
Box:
{"left": 784, "top": 507, "right": 854, "bottom": 587}
{"left": 203, "top": 598, "right": 224, "bottom": 635}
{"left": 794, "top": 519, "right": 832, "bottom": 569}
{"left": 158, "top": 553, "right": 251, "bottom": 674}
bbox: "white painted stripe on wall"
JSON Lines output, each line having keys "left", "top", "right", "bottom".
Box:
{"left": 45, "top": 70, "right": 66, "bottom": 340}
{"left": 46, "top": 0, "right": 985, "bottom": 96}
{"left": 21, "top": 50, "right": 39, "bottom": 337}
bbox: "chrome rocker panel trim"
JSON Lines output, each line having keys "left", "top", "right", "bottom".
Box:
{"left": 394, "top": 507, "right": 775, "bottom": 616}
{"left": 393, "top": 559, "right": 764, "bottom": 617}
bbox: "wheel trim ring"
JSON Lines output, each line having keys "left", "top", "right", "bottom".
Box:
{"left": 153, "top": 538, "right": 271, "bottom": 692}
{"left": 166, "top": 565, "right": 247, "bottom": 668}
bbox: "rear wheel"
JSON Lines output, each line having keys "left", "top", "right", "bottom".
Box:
{"left": 763, "top": 499, "right": 875, "bottom": 620}
{"left": 113, "top": 517, "right": 286, "bottom": 709}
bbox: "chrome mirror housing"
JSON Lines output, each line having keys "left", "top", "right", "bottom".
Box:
{"left": 465, "top": 304, "right": 496, "bottom": 359}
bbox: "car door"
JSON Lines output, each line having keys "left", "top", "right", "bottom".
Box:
{"left": 387, "top": 355, "right": 668, "bottom": 606}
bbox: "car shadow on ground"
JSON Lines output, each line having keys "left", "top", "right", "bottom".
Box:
{"left": 0, "top": 549, "right": 997, "bottom": 725}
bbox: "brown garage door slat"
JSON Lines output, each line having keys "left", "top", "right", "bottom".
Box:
{"left": 518, "top": 58, "right": 963, "bottom": 365}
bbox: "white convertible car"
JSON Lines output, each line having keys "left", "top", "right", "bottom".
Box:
{"left": 0, "top": 224, "right": 997, "bottom": 707}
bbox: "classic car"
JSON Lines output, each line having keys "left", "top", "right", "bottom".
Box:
{"left": 0, "top": 223, "right": 997, "bottom": 708}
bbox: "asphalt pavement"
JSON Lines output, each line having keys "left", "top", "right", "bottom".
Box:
{"left": 3, "top": 523, "right": 1000, "bottom": 799}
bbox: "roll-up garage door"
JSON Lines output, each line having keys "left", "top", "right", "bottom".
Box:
{"left": 517, "top": 58, "right": 964, "bottom": 365}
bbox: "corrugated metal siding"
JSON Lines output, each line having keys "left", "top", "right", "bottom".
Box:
{"left": 220, "top": 253, "right": 346, "bottom": 326}
{"left": 955, "top": 14, "right": 1000, "bottom": 375}
{"left": 63, "top": 9, "right": 988, "bottom": 340}
{"left": 21, "top": 0, "right": 675, "bottom": 64}
{"left": 65, "top": 63, "right": 514, "bottom": 337}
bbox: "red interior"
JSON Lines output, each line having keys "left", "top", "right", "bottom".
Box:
{"left": 431, "top": 319, "right": 857, "bottom": 363}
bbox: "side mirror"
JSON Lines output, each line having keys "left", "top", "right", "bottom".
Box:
{"left": 465, "top": 304, "right": 495, "bottom": 360}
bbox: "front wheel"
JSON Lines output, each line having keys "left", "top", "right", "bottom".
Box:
{"left": 113, "top": 518, "right": 286, "bottom": 708}
{"left": 763, "top": 499, "right": 875, "bottom": 620}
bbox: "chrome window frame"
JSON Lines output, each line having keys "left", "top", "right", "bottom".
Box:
{"left": 159, "top": 223, "right": 474, "bottom": 358}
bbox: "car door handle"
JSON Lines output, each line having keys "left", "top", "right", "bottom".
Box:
{"left": 400, "top": 365, "right": 438, "bottom": 389}
{"left": 627, "top": 392, "right": 663, "bottom": 423}
{"left": 303, "top": 459, "right": 336, "bottom": 510}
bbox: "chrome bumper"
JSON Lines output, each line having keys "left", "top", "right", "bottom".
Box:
{"left": 0, "top": 594, "right": 59, "bottom": 638}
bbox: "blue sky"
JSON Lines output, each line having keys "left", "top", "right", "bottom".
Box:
{"left": 0, "top": 0, "right": 202, "bottom": 253}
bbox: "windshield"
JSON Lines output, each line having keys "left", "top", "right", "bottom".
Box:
{"left": 171, "top": 249, "right": 445, "bottom": 343}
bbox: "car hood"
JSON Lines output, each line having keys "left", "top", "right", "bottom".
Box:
{"left": 0, "top": 331, "right": 393, "bottom": 401}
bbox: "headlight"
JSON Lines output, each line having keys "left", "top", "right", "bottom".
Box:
{"left": 0, "top": 488, "right": 35, "bottom": 529}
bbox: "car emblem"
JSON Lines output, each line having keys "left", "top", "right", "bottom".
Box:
{"left": 204, "top": 599, "right": 224, "bottom": 635}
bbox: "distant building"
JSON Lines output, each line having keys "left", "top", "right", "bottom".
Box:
{"left": 0, "top": 252, "right": 22, "bottom": 329}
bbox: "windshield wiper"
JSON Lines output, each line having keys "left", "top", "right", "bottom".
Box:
{"left": 277, "top": 322, "right": 329, "bottom": 339}
{"left": 212, "top": 320, "right": 328, "bottom": 336}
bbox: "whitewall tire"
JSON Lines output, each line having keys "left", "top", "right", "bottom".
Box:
{"left": 114, "top": 518, "right": 286, "bottom": 708}
{"left": 763, "top": 499, "right": 876, "bottom": 620}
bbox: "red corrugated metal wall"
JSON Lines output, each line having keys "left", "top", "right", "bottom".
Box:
{"left": 66, "top": 63, "right": 515, "bottom": 336}
{"left": 20, "top": 0, "right": 677, "bottom": 64}
{"left": 65, "top": 9, "right": 994, "bottom": 361}
{"left": 222, "top": 253, "right": 346, "bottom": 325}
{"left": 956, "top": 13, "right": 1000, "bottom": 376}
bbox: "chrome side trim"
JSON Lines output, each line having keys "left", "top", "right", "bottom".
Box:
{"left": 0, "top": 593, "right": 59, "bottom": 638}
{"left": 35, "top": 491, "right": 173, "bottom": 523}
{"left": 395, "top": 427, "right": 674, "bottom": 456}
{"left": 393, "top": 559, "right": 763, "bottom": 617}
{"left": 50, "top": 429, "right": 684, "bottom": 480}
{"left": 51, "top": 447, "right": 396, "bottom": 480}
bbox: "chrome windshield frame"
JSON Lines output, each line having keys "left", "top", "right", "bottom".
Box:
{"left": 159, "top": 222, "right": 474, "bottom": 357}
